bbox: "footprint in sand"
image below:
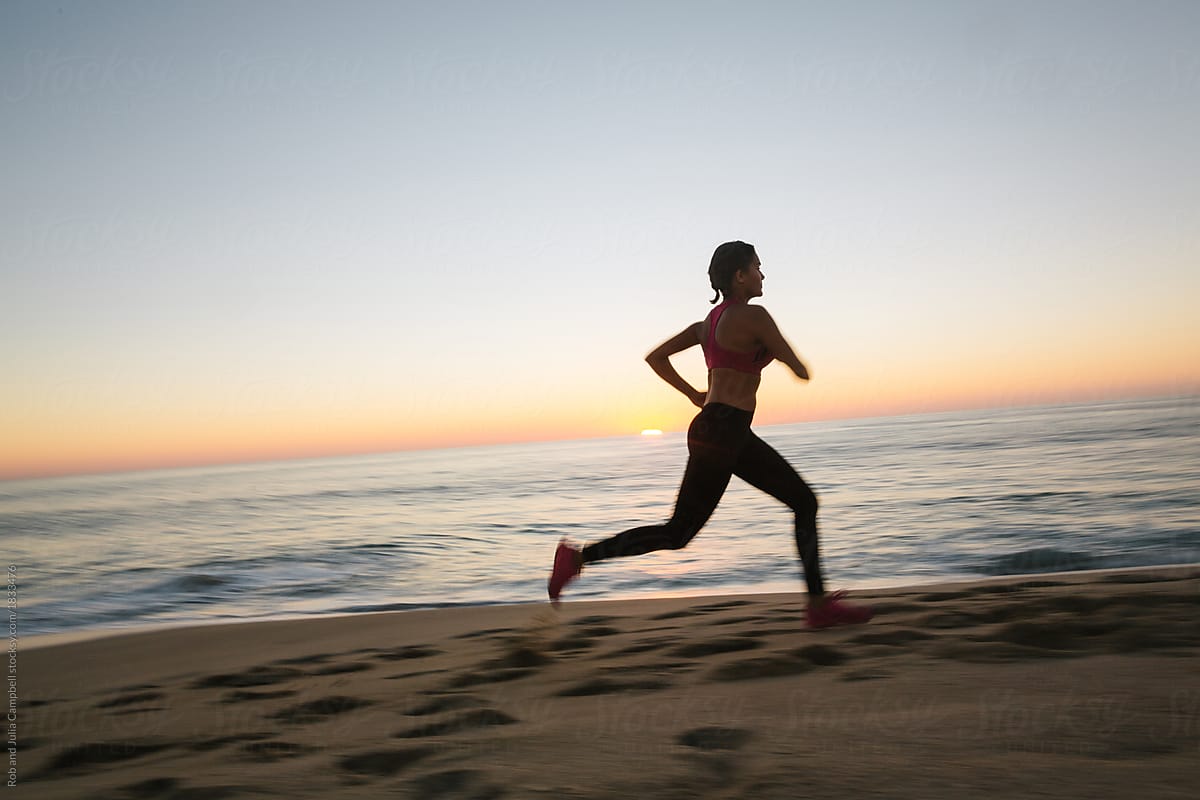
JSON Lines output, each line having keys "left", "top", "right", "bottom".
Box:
{"left": 707, "top": 643, "right": 849, "bottom": 682}
{"left": 109, "top": 705, "right": 167, "bottom": 717}
{"left": 677, "top": 726, "right": 753, "bottom": 750}
{"left": 273, "top": 652, "right": 333, "bottom": 665}
{"left": 710, "top": 614, "right": 774, "bottom": 626}
{"left": 405, "top": 693, "right": 485, "bottom": 716}
{"left": 311, "top": 661, "right": 374, "bottom": 676}
{"left": 240, "top": 740, "right": 314, "bottom": 762}
{"left": 189, "top": 732, "right": 274, "bottom": 752}
{"left": 452, "top": 627, "right": 514, "bottom": 640}
{"left": 115, "top": 682, "right": 162, "bottom": 692}
{"left": 444, "top": 666, "right": 538, "bottom": 689}
{"left": 119, "top": 776, "right": 179, "bottom": 798}
{"left": 550, "top": 624, "right": 622, "bottom": 655}
{"left": 549, "top": 635, "right": 596, "bottom": 654}
{"left": 792, "top": 643, "right": 849, "bottom": 666}
{"left": 219, "top": 689, "right": 298, "bottom": 704}
{"left": 338, "top": 746, "right": 438, "bottom": 777}
{"left": 841, "top": 668, "right": 894, "bottom": 682}
{"left": 35, "top": 740, "right": 175, "bottom": 778}
{"left": 555, "top": 677, "right": 671, "bottom": 696}
{"left": 372, "top": 644, "right": 443, "bottom": 661}
{"left": 441, "top": 636, "right": 556, "bottom": 689}
{"left": 119, "top": 776, "right": 257, "bottom": 799}
{"left": 693, "top": 600, "right": 756, "bottom": 612}
{"left": 492, "top": 644, "right": 554, "bottom": 669}
{"left": 190, "top": 665, "right": 304, "bottom": 689}
{"left": 669, "top": 637, "right": 761, "bottom": 658}
{"left": 709, "top": 656, "right": 812, "bottom": 682}
{"left": 650, "top": 608, "right": 710, "bottom": 621}
{"left": 95, "top": 690, "right": 164, "bottom": 709}
{"left": 570, "top": 614, "right": 621, "bottom": 625}
{"left": 269, "top": 695, "right": 373, "bottom": 724}
{"left": 605, "top": 637, "right": 673, "bottom": 657}
{"left": 409, "top": 768, "right": 504, "bottom": 800}
{"left": 393, "top": 708, "right": 518, "bottom": 738}
{"left": 386, "top": 668, "right": 442, "bottom": 680}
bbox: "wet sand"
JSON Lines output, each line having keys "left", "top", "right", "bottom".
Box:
{"left": 19, "top": 566, "right": 1200, "bottom": 799}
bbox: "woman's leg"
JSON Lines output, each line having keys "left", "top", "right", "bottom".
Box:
{"left": 581, "top": 404, "right": 751, "bottom": 563}
{"left": 731, "top": 431, "right": 826, "bottom": 597}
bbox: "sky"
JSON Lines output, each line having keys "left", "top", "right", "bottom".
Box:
{"left": 3, "top": 0, "right": 1198, "bottom": 480}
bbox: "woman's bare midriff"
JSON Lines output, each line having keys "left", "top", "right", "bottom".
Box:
{"left": 704, "top": 368, "right": 760, "bottom": 411}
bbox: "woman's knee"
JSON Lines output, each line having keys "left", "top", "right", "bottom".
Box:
{"left": 664, "top": 517, "right": 702, "bottom": 550}
{"left": 792, "top": 485, "right": 818, "bottom": 517}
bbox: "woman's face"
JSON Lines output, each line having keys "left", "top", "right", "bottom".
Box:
{"left": 738, "top": 256, "right": 764, "bottom": 298}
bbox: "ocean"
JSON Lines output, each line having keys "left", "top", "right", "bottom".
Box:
{"left": 4, "top": 396, "right": 1198, "bottom": 640}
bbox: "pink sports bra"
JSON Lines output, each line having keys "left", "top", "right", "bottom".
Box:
{"left": 703, "top": 301, "right": 774, "bottom": 375}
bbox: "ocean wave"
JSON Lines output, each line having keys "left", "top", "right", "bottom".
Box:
{"left": 921, "top": 490, "right": 1093, "bottom": 508}
{"left": 975, "top": 548, "right": 1107, "bottom": 575}
{"left": 972, "top": 545, "right": 1200, "bottom": 577}
{"left": 149, "top": 573, "right": 233, "bottom": 593}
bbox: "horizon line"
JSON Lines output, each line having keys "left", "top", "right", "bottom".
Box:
{"left": 3, "top": 390, "right": 1193, "bottom": 485}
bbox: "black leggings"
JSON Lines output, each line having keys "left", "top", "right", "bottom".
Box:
{"left": 580, "top": 402, "right": 826, "bottom": 597}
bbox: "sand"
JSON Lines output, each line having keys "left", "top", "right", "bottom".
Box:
{"left": 16, "top": 566, "right": 1200, "bottom": 799}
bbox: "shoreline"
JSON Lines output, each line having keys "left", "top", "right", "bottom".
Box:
{"left": 19, "top": 564, "right": 1200, "bottom": 798}
{"left": 21, "top": 561, "right": 1200, "bottom": 652}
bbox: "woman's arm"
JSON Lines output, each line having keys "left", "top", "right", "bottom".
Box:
{"left": 746, "top": 307, "right": 810, "bottom": 380}
{"left": 645, "top": 322, "right": 706, "bottom": 407}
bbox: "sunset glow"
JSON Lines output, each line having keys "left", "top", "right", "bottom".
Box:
{"left": 3, "top": 2, "right": 1198, "bottom": 481}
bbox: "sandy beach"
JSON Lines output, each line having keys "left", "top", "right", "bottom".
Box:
{"left": 18, "top": 567, "right": 1200, "bottom": 799}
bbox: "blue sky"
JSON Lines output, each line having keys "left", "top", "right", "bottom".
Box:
{"left": 3, "top": 0, "right": 1198, "bottom": 477}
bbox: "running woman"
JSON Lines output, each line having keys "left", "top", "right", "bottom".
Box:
{"left": 547, "top": 241, "right": 872, "bottom": 628}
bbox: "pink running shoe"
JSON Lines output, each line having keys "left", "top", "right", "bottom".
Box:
{"left": 548, "top": 539, "right": 582, "bottom": 602}
{"left": 806, "top": 590, "right": 873, "bottom": 629}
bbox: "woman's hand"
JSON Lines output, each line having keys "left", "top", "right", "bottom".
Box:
{"left": 646, "top": 322, "right": 707, "bottom": 407}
